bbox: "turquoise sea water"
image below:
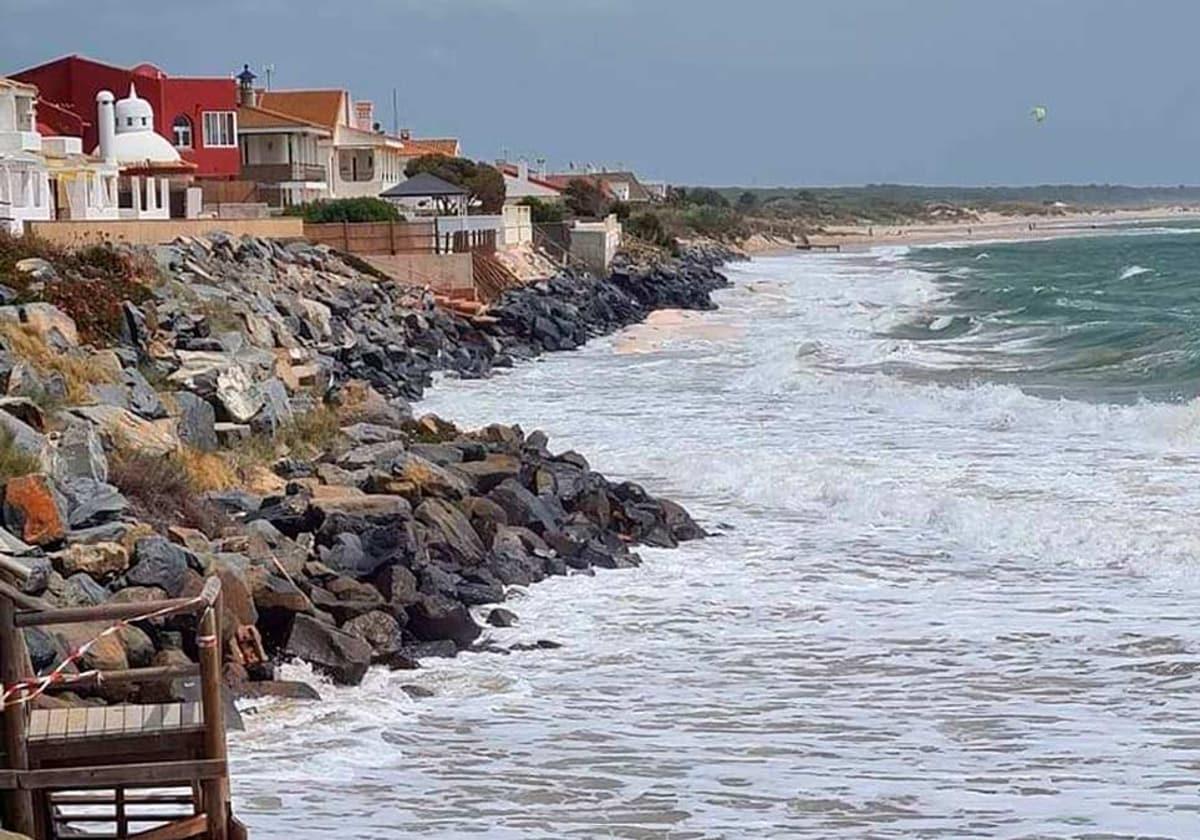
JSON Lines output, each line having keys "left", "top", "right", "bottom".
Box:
{"left": 895, "top": 225, "right": 1200, "bottom": 401}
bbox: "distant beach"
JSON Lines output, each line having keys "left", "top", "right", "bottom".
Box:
{"left": 803, "top": 205, "right": 1200, "bottom": 251}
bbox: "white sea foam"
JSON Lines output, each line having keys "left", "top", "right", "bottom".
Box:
{"left": 1119, "top": 264, "right": 1154, "bottom": 280}
{"left": 234, "top": 249, "right": 1200, "bottom": 838}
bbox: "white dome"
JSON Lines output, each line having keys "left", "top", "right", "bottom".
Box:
{"left": 115, "top": 83, "right": 154, "bottom": 135}
{"left": 105, "top": 131, "right": 182, "bottom": 165}
{"left": 91, "top": 82, "right": 181, "bottom": 165}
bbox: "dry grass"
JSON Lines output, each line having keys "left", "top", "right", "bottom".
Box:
{"left": 174, "top": 447, "right": 239, "bottom": 492}
{"left": 276, "top": 405, "right": 341, "bottom": 455}
{"left": 0, "top": 323, "right": 116, "bottom": 404}
{"left": 108, "top": 447, "right": 232, "bottom": 537}
{"left": 0, "top": 428, "right": 40, "bottom": 482}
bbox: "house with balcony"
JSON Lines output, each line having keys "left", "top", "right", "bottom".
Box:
{"left": 254, "top": 87, "right": 462, "bottom": 202}
{"left": 233, "top": 67, "right": 329, "bottom": 208}
{"left": 255, "top": 89, "right": 407, "bottom": 200}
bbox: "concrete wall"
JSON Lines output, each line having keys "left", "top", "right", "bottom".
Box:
{"left": 570, "top": 214, "right": 622, "bottom": 275}
{"left": 363, "top": 252, "right": 474, "bottom": 297}
{"left": 25, "top": 217, "right": 304, "bottom": 247}
{"left": 502, "top": 204, "right": 532, "bottom": 247}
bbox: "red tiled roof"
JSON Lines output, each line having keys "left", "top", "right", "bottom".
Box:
{"left": 237, "top": 103, "right": 329, "bottom": 133}
{"left": 399, "top": 138, "right": 461, "bottom": 158}
{"left": 257, "top": 90, "right": 346, "bottom": 131}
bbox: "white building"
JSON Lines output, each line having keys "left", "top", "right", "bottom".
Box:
{"left": 93, "top": 84, "right": 197, "bottom": 219}
{"left": 0, "top": 78, "right": 52, "bottom": 234}
{"left": 0, "top": 77, "right": 120, "bottom": 234}
{"left": 498, "top": 160, "right": 563, "bottom": 206}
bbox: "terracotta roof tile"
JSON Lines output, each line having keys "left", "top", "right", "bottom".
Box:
{"left": 257, "top": 90, "right": 346, "bottom": 130}
{"left": 399, "top": 138, "right": 461, "bottom": 158}
{"left": 238, "top": 103, "right": 330, "bottom": 133}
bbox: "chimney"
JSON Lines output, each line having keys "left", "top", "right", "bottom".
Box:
{"left": 96, "top": 90, "right": 116, "bottom": 164}
{"left": 517, "top": 160, "right": 529, "bottom": 181}
{"left": 399, "top": 128, "right": 411, "bottom": 141}
{"left": 354, "top": 101, "right": 374, "bottom": 132}
{"left": 236, "top": 64, "right": 258, "bottom": 107}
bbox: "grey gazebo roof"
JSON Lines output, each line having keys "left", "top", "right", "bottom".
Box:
{"left": 380, "top": 172, "right": 468, "bottom": 199}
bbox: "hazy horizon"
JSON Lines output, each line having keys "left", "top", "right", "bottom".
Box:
{"left": 3, "top": 0, "right": 1199, "bottom": 187}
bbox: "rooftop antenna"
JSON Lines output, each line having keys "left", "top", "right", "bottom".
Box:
{"left": 263, "top": 63, "right": 275, "bottom": 90}
{"left": 391, "top": 87, "right": 398, "bottom": 137}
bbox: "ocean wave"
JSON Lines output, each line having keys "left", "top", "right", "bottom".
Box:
{"left": 1119, "top": 264, "right": 1154, "bottom": 280}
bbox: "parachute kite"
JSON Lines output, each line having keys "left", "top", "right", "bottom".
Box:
{"left": 1031, "top": 105, "right": 1048, "bottom": 124}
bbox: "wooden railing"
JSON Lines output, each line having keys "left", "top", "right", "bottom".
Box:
{"left": 0, "top": 577, "right": 243, "bottom": 839}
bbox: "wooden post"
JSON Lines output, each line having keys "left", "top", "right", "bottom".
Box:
{"left": 342, "top": 220, "right": 349, "bottom": 253}
{"left": 0, "top": 597, "right": 35, "bottom": 836}
{"left": 388, "top": 221, "right": 396, "bottom": 255}
{"left": 198, "top": 591, "right": 229, "bottom": 840}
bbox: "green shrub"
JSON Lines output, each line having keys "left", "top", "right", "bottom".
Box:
{"left": 563, "top": 178, "right": 609, "bottom": 218}
{"left": 285, "top": 198, "right": 401, "bottom": 223}
{"left": 626, "top": 212, "right": 675, "bottom": 249}
{"left": 519, "top": 197, "right": 565, "bottom": 223}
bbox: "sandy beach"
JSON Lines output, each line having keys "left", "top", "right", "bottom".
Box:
{"left": 745, "top": 206, "right": 1200, "bottom": 254}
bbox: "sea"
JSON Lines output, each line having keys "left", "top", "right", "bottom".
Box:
{"left": 231, "top": 225, "right": 1200, "bottom": 838}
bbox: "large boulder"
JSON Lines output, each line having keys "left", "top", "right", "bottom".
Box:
{"left": 342, "top": 610, "right": 402, "bottom": 655}
{"left": 57, "top": 477, "right": 128, "bottom": 529}
{"left": 0, "top": 303, "right": 78, "bottom": 347}
{"left": 60, "top": 572, "right": 108, "bottom": 607}
{"left": 488, "top": 479, "right": 559, "bottom": 535}
{"left": 415, "top": 499, "right": 485, "bottom": 564}
{"left": 3, "top": 473, "right": 66, "bottom": 546}
{"left": 215, "top": 366, "right": 265, "bottom": 423}
{"left": 405, "top": 594, "right": 481, "bottom": 649}
{"left": 172, "top": 391, "right": 218, "bottom": 453}
{"left": 451, "top": 454, "right": 521, "bottom": 494}
{"left": 127, "top": 536, "right": 194, "bottom": 597}
{"left": 283, "top": 614, "right": 372, "bottom": 685}
{"left": 72, "top": 405, "right": 179, "bottom": 457}
{"left": 389, "top": 452, "right": 470, "bottom": 500}
{"left": 55, "top": 541, "right": 129, "bottom": 580}
{"left": 55, "top": 421, "right": 108, "bottom": 483}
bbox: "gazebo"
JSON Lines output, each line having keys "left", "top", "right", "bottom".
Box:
{"left": 380, "top": 172, "right": 467, "bottom": 216}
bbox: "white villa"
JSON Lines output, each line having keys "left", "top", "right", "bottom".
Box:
{"left": 0, "top": 78, "right": 51, "bottom": 234}
{"left": 93, "top": 84, "right": 196, "bottom": 219}
{"left": 0, "top": 77, "right": 120, "bottom": 235}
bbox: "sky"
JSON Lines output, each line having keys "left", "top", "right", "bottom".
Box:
{"left": 3, "top": 0, "right": 1199, "bottom": 187}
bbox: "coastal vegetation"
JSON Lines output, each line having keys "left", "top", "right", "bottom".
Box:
{"left": 404, "top": 154, "right": 506, "bottom": 212}
{"left": 283, "top": 197, "right": 401, "bottom": 223}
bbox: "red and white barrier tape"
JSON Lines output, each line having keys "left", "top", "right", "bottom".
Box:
{"left": 1, "top": 594, "right": 210, "bottom": 710}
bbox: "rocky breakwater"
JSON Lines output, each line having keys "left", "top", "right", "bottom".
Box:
{"left": 0, "top": 231, "right": 723, "bottom": 701}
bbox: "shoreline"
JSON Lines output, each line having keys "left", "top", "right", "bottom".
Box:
{"left": 746, "top": 206, "right": 1200, "bottom": 255}
{"left": 0, "top": 234, "right": 741, "bottom": 714}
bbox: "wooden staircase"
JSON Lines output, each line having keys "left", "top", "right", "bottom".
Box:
{"left": 471, "top": 252, "right": 523, "bottom": 303}
{"left": 0, "top": 578, "right": 248, "bottom": 839}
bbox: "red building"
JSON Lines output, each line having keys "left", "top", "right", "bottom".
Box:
{"left": 11, "top": 55, "right": 240, "bottom": 179}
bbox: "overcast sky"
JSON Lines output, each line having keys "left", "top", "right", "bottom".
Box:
{"left": 3, "top": 0, "right": 1198, "bottom": 187}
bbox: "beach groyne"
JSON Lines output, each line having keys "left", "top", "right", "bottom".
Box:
{"left": 0, "top": 232, "right": 731, "bottom": 696}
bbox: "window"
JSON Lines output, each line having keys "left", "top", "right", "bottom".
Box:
{"left": 202, "top": 111, "right": 236, "bottom": 147}
{"left": 172, "top": 115, "right": 193, "bottom": 148}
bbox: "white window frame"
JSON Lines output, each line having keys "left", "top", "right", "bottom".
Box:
{"left": 172, "top": 115, "right": 193, "bottom": 148}
{"left": 202, "top": 111, "right": 237, "bottom": 148}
